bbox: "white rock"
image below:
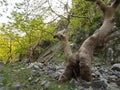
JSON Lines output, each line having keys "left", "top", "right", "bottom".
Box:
{"left": 111, "top": 63, "right": 120, "bottom": 71}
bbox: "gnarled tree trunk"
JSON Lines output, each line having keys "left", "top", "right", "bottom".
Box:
{"left": 54, "top": 0, "right": 120, "bottom": 82}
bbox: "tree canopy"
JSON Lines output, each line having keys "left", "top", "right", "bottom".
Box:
{"left": 0, "top": 0, "right": 120, "bottom": 63}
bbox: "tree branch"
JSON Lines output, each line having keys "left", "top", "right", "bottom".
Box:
{"left": 48, "top": 0, "right": 67, "bottom": 20}
{"left": 111, "top": 0, "right": 120, "bottom": 9}
{"left": 54, "top": 29, "right": 72, "bottom": 59}
{"left": 107, "top": 0, "right": 114, "bottom": 5}
{"left": 70, "top": 14, "right": 89, "bottom": 19}
{"left": 95, "top": 0, "right": 107, "bottom": 13}
{"left": 86, "top": 0, "right": 107, "bottom": 13}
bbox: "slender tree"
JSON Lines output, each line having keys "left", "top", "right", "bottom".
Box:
{"left": 54, "top": 0, "right": 120, "bottom": 82}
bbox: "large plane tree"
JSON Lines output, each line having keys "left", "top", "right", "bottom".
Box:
{"left": 54, "top": 0, "right": 120, "bottom": 82}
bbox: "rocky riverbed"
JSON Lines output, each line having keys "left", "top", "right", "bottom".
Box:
{"left": 0, "top": 62, "right": 120, "bottom": 90}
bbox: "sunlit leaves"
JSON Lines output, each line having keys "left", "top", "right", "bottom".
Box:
{"left": 0, "top": 10, "right": 56, "bottom": 62}
{"left": 0, "top": 0, "right": 106, "bottom": 62}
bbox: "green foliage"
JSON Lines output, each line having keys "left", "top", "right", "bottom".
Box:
{"left": 0, "top": 0, "right": 119, "bottom": 63}
{"left": 0, "top": 12, "right": 56, "bottom": 62}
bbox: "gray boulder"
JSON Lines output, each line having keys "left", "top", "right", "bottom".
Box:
{"left": 111, "top": 63, "right": 120, "bottom": 71}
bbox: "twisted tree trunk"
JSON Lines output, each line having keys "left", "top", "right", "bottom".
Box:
{"left": 54, "top": 0, "right": 120, "bottom": 82}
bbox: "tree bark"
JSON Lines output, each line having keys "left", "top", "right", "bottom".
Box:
{"left": 28, "top": 38, "right": 41, "bottom": 62}
{"left": 54, "top": 0, "right": 120, "bottom": 82}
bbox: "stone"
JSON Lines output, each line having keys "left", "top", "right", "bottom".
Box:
{"left": 111, "top": 63, "right": 120, "bottom": 71}
{"left": 91, "top": 80, "right": 108, "bottom": 90}
{"left": 41, "top": 80, "right": 50, "bottom": 89}
{"left": 32, "top": 70, "right": 41, "bottom": 77}
{"left": 34, "top": 78, "right": 40, "bottom": 83}
{"left": 12, "top": 82, "right": 21, "bottom": 89}
{"left": 28, "top": 77, "right": 33, "bottom": 81}
{"left": 0, "top": 87, "right": 5, "bottom": 90}
{"left": 115, "top": 79, "right": 120, "bottom": 86}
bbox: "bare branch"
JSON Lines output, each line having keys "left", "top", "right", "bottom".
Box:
{"left": 70, "top": 14, "right": 89, "bottom": 19}
{"left": 48, "top": 0, "right": 67, "bottom": 20}
{"left": 54, "top": 29, "right": 67, "bottom": 41}
{"left": 44, "top": 17, "right": 58, "bottom": 24}
{"left": 107, "top": 0, "right": 115, "bottom": 5}
{"left": 54, "top": 29, "right": 72, "bottom": 59}
{"left": 111, "top": 0, "right": 120, "bottom": 9}
{"left": 95, "top": 0, "right": 107, "bottom": 13}
{"left": 86, "top": 0, "right": 107, "bottom": 13}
